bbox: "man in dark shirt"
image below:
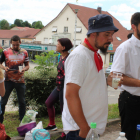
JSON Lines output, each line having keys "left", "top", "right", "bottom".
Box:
{"left": 0, "top": 35, "right": 29, "bottom": 123}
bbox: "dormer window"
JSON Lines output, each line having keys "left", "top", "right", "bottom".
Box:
{"left": 116, "top": 37, "right": 121, "bottom": 41}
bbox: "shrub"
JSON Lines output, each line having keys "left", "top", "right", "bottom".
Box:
{"left": 12, "top": 69, "right": 61, "bottom": 117}
{"left": 32, "top": 50, "right": 58, "bottom": 77}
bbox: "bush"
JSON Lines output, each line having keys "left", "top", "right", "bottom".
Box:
{"left": 32, "top": 50, "right": 58, "bottom": 77}
{"left": 12, "top": 69, "right": 61, "bottom": 117}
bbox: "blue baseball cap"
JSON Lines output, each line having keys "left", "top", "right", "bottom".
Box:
{"left": 87, "top": 14, "right": 119, "bottom": 35}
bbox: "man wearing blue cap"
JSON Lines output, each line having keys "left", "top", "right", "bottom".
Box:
{"left": 61, "top": 14, "right": 118, "bottom": 140}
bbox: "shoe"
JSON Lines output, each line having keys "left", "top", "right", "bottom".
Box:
{"left": 44, "top": 125, "right": 57, "bottom": 131}
{"left": 56, "top": 132, "right": 66, "bottom": 140}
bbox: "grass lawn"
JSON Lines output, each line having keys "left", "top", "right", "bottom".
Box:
{"left": 4, "top": 103, "right": 119, "bottom": 138}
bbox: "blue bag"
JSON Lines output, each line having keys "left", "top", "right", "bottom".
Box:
{"left": 32, "top": 129, "right": 50, "bottom": 140}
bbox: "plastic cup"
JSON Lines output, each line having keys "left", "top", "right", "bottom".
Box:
{"left": 112, "top": 72, "right": 122, "bottom": 88}
{"left": 18, "top": 66, "right": 23, "bottom": 72}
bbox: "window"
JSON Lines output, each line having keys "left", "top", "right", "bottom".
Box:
{"left": 76, "top": 40, "right": 81, "bottom": 45}
{"left": 116, "top": 37, "right": 121, "bottom": 41}
{"left": 44, "top": 38, "right": 48, "bottom": 44}
{"left": 108, "top": 44, "right": 113, "bottom": 50}
{"left": 49, "top": 38, "right": 52, "bottom": 44}
{"left": 73, "top": 39, "right": 81, "bottom": 46}
{"left": 52, "top": 27, "right": 57, "bottom": 32}
{"left": 110, "top": 54, "right": 114, "bottom": 62}
{"left": 2, "top": 40, "right": 4, "bottom": 46}
{"left": 21, "top": 40, "right": 25, "bottom": 43}
{"left": 64, "top": 27, "right": 68, "bottom": 33}
{"left": 76, "top": 27, "right": 82, "bottom": 33}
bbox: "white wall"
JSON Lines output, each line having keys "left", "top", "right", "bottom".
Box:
{"left": 0, "top": 39, "right": 10, "bottom": 47}
{"left": 35, "top": 5, "right": 87, "bottom": 45}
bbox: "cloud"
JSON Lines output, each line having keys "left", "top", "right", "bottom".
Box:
{"left": 0, "top": 0, "right": 66, "bottom": 25}
{"left": 94, "top": 3, "right": 103, "bottom": 7}
{"left": 133, "top": 2, "right": 140, "bottom": 7}
{"left": 120, "top": 20, "right": 131, "bottom": 30}
{"left": 109, "top": 4, "right": 136, "bottom": 13}
{"left": 0, "top": 0, "right": 137, "bottom": 30}
{"left": 108, "top": 4, "right": 137, "bottom": 29}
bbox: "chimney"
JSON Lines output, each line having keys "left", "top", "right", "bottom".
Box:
{"left": 97, "top": 7, "right": 102, "bottom": 14}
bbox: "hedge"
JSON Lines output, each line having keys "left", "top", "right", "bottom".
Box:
{"left": 12, "top": 69, "right": 61, "bottom": 117}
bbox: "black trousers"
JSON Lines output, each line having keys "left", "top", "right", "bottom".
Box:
{"left": 119, "top": 90, "right": 140, "bottom": 140}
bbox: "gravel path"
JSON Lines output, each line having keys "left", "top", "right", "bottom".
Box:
{"left": 5, "top": 93, "right": 18, "bottom": 112}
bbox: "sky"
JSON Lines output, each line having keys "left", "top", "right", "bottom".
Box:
{"left": 0, "top": 0, "right": 139, "bottom": 30}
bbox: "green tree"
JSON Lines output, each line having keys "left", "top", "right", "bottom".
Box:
{"left": 32, "top": 21, "right": 37, "bottom": 28}
{"left": 10, "top": 24, "right": 16, "bottom": 29}
{"left": 0, "top": 19, "right": 10, "bottom": 29}
{"left": 22, "top": 21, "right": 32, "bottom": 28}
{"left": 32, "top": 50, "right": 58, "bottom": 77}
{"left": 34, "top": 21, "right": 44, "bottom": 29}
{"left": 14, "top": 19, "right": 24, "bottom": 27}
{"left": 3, "top": 22, "right": 10, "bottom": 29}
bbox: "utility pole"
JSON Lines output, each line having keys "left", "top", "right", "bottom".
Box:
{"left": 73, "top": 9, "right": 79, "bottom": 49}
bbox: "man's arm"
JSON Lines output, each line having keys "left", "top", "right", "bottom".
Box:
{"left": 0, "top": 63, "right": 9, "bottom": 71}
{"left": 0, "top": 82, "right": 5, "bottom": 97}
{"left": 65, "top": 83, "right": 90, "bottom": 138}
{"left": 107, "top": 72, "right": 140, "bottom": 87}
{"left": 21, "top": 62, "right": 29, "bottom": 73}
{"left": 0, "top": 51, "right": 9, "bottom": 71}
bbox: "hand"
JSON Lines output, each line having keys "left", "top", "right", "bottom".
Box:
{"left": 79, "top": 125, "right": 90, "bottom": 138}
{"left": 118, "top": 77, "right": 123, "bottom": 87}
{"left": 107, "top": 73, "right": 113, "bottom": 87}
{"left": 4, "top": 67, "right": 9, "bottom": 72}
{"left": 107, "top": 73, "right": 118, "bottom": 90}
{"left": 20, "top": 69, "right": 25, "bottom": 74}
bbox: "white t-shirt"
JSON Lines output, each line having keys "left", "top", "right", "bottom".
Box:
{"left": 111, "top": 35, "right": 140, "bottom": 96}
{"left": 62, "top": 44, "right": 108, "bottom": 135}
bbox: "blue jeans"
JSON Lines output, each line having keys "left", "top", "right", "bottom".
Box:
{"left": 0, "top": 81, "right": 26, "bottom": 123}
{"left": 66, "top": 130, "right": 85, "bottom": 140}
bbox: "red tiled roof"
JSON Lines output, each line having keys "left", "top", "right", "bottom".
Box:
{"left": 68, "top": 3, "right": 129, "bottom": 53}
{"left": 0, "top": 29, "right": 41, "bottom": 39}
{"left": 128, "top": 29, "right": 133, "bottom": 33}
{"left": 11, "top": 27, "right": 35, "bottom": 30}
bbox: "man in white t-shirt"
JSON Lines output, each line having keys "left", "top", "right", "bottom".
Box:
{"left": 108, "top": 12, "right": 140, "bottom": 140}
{"left": 61, "top": 14, "right": 118, "bottom": 140}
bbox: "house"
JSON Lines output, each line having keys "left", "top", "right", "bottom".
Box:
{"left": 35, "top": 3, "right": 129, "bottom": 67}
{"left": 0, "top": 29, "right": 41, "bottom": 47}
{"left": 0, "top": 28, "right": 43, "bottom": 59}
{"left": 10, "top": 27, "right": 34, "bottom": 31}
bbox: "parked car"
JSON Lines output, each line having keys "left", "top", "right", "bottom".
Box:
{"left": 105, "top": 65, "right": 112, "bottom": 77}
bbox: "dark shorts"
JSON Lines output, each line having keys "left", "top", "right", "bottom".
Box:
{"left": 66, "top": 130, "right": 85, "bottom": 140}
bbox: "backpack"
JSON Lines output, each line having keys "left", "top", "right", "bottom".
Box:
{"left": 32, "top": 129, "right": 50, "bottom": 140}
{"left": 0, "top": 123, "right": 11, "bottom": 140}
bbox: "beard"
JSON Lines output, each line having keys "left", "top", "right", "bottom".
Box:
{"left": 95, "top": 39, "right": 111, "bottom": 55}
{"left": 137, "top": 27, "right": 140, "bottom": 39}
{"left": 12, "top": 46, "right": 19, "bottom": 51}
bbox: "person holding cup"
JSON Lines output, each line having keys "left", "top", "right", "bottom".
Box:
{"left": 0, "top": 35, "right": 29, "bottom": 123}
{"left": 107, "top": 12, "right": 140, "bottom": 140}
